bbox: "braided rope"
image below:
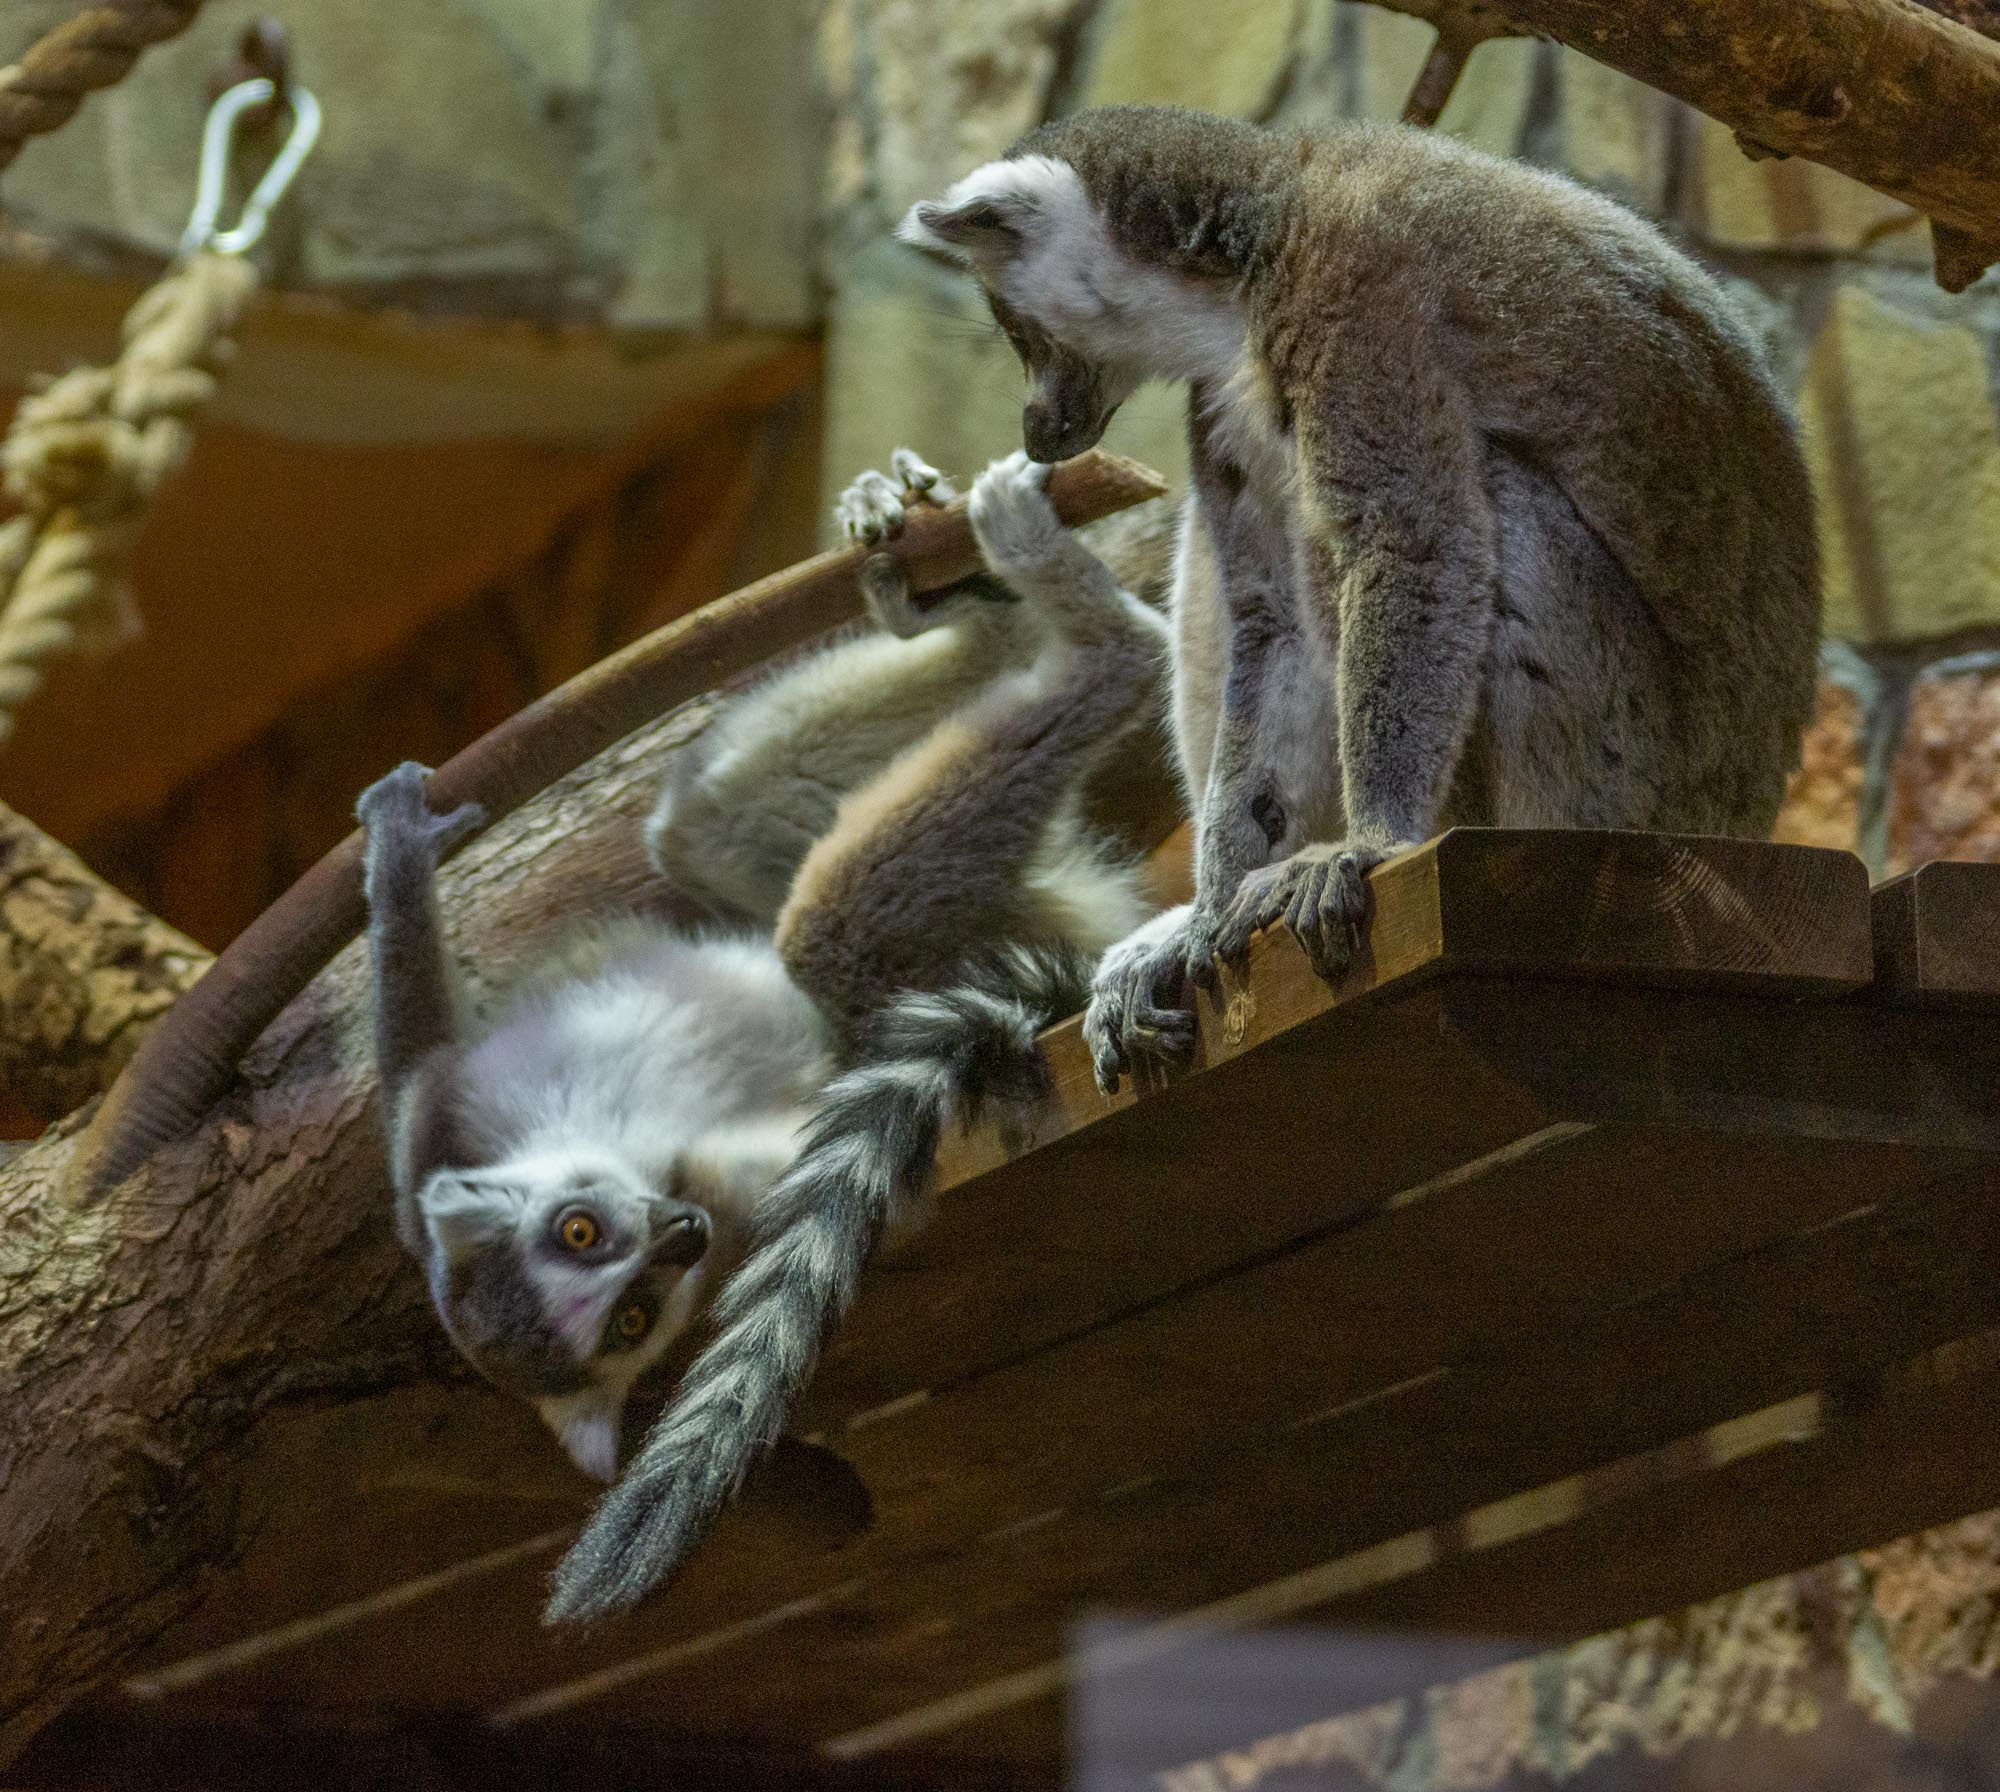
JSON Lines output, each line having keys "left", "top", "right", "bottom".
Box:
{"left": 0, "top": 249, "right": 256, "bottom": 746}
{"left": 0, "top": 0, "right": 205, "bottom": 174}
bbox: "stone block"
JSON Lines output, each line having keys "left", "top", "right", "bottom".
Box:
{"left": 1552, "top": 52, "right": 1677, "bottom": 215}
{"left": 1797, "top": 286, "right": 2000, "bottom": 646}
{"left": 1887, "top": 665, "right": 2000, "bottom": 872}
{"left": 1083, "top": 0, "right": 1302, "bottom": 121}
{"left": 855, "top": 0, "right": 1094, "bottom": 224}
{"left": 1686, "top": 113, "right": 1931, "bottom": 265}
{"left": 1771, "top": 678, "right": 1865, "bottom": 855}
{"left": 0, "top": 0, "right": 822, "bottom": 331}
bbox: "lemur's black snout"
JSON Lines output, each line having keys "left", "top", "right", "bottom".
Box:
{"left": 657, "top": 1206, "right": 711, "bottom": 1267}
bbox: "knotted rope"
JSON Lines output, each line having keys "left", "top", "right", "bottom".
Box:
{"left": 0, "top": 0, "right": 205, "bottom": 174}
{"left": 0, "top": 250, "right": 256, "bottom": 745}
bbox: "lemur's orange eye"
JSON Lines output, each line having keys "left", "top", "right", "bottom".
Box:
{"left": 616, "top": 1303, "right": 649, "bottom": 1340}
{"left": 557, "top": 1210, "right": 600, "bottom": 1251}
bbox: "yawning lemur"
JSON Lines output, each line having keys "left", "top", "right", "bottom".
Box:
{"left": 902, "top": 106, "right": 1822, "bottom": 1091}
{"left": 359, "top": 451, "right": 1168, "bottom": 1614}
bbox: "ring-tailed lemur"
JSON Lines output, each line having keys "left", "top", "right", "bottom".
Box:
{"left": 900, "top": 105, "right": 1822, "bottom": 1092}
{"left": 359, "top": 451, "right": 1168, "bottom": 1611}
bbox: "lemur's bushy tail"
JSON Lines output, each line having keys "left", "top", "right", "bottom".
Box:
{"left": 544, "top": 945, "right": 1089, "bottom": 1623}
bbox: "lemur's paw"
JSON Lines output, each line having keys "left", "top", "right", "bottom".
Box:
{"left": 833, "top": 449, "right": 956, "bottom": 547}
{"left": 858, "top": 547, "right": 936, "bottom": 641}
{"left": 1207, "top": 841, "right": 1394, "bottom": 984}
{"left": 356, "top": 762, "right": 486, "bottom": 855}
{"left": 968, "top": 450, "right": 1065, "bottom": 576}
{"left": 890, "top": 446, "right": 954, "bottom": 505}
{"left": 1082, "top": 910, "right": 1198, "bottom": 1095}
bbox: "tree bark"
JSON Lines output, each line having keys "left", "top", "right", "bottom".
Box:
{"left": 0, "top": 710, "right": 701, "bottom": 1763}
{"left": 0, "top": 801, "right": 208, "bottom": 1124}
{"left": 1372, "top": 0, "right": 2000, "bottom": 288}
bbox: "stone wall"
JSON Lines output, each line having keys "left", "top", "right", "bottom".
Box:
{"left": 815, "top": 0, "right": 2000, "bottom": 878}
{"left": 0, "top": 0, "right": 823, "bottom": 331}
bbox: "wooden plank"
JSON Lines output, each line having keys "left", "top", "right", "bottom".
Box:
{"left": 138, "top": 996, "right": 1997, "bottom": 1741}
{"left": 938, "top": 829, "right": 1870, "bottom": 1193}
{"left": 92, "top": 837, "right": 1893, "bottom": 1748}
{"left": 1871, "top": 860, "right": 2000, "bottom": 1008}
{"left": 650, "top": 1142, "right": 2000, "bottom": 1764}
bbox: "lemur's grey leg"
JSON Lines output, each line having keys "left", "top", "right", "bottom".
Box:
{"left": 777, "top": 454, "right": 1158, "bottom": 1036}
{"left": 1209, "top": 319, "right": 1496, "bottom": 982}
{"left": 1175, "top": 411, "right": 1306, "bottom": 988}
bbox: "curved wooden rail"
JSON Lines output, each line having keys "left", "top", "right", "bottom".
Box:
{"left": 83, "top": 449, "right": 1169, "bottom": 1191}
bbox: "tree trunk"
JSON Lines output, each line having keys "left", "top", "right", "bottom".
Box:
{"left": 0, "top": 801, "right": 208, "bottom": 1125}
{"left": 0, "top": 710, "right": 700, "bottom": 1762}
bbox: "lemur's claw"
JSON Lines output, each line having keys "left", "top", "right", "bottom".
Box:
{"left": 889, "top": 447, "right": 955, "bottom": 505}
{"left": 835, "top": 450, "right": 959, "bottom": 547}
{"left": 1215, "top": 843, "right": 1387, "bottom": 985}
{"left": 1084, "top": 911, "right": 1199, "bottom": 1096}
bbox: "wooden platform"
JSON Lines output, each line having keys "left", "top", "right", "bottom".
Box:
{"left": 19, "top": 833, "right": 2000, "bottom": 1790}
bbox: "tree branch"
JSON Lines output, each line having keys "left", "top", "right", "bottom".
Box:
{"left": 0, "top": 800, "right": 206, "bottom": 1124}
{"left": 1368, "top": 0, "right": 2000, "bottom": 289}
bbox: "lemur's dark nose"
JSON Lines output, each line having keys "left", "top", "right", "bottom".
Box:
{"left": 657, "top": 1206, "right": 710, "bottom": 1268}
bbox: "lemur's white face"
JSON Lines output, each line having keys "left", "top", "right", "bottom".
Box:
{"left": 416, "top": 1148, "right": 716, "bottom": 1482}
{"left": 900, "top": 155, "right": 1246, "bottom": 461}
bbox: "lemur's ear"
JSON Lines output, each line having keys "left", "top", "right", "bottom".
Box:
{"left": 898, "top": 193, "right": 1031, "bottom": 261}
{"left": 420, "top": 1173, "right": 512, "bottom": 1266}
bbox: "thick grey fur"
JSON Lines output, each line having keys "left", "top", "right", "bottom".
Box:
{"left": 360, "top": 451, "right": 1168, "bottom": 1618}
{"left": 900, "top": 105, "right": 1822, "bottom": 1091}
{"left": 547, "top": 453, "right": 1167, "bottom": 1620}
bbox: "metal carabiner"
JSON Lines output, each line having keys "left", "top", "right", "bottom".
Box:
{"left": 176, "top": 76, "right": 322, "bottom": 262}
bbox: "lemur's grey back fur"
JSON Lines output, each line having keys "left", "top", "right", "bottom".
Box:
{"left": 545, "top": 945, "right": 1086, "bottom": 1621}
{"left": 902, "top": 106, "right": 1821, "bottom": 1089}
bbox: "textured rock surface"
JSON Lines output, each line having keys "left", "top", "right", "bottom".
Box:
{"left": 0, "top": 0, "right": 822, "bottom": 330}
{"left": 1888, "top": 664, "right": 2000, "bottom": 871}
{"left": 1772, "top": 679, "right": 1866, "bottom": 855}
{"left": 1797, "top": 286, "right": 2000, "bottom": 646}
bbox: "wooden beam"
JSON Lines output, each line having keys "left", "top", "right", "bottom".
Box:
{"left": 1871, "top": 860, "right": 2000, "bottom": 1007}
{"left": 97, "top": 832, "right": 1961, "bottom": 1761}
{"left": 1367, "top": 0, "right": 2000, "bottom": 289}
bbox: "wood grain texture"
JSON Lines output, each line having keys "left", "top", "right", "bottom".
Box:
{"left": 1871, "top": 859, "right": 2000, "bottom": 1007}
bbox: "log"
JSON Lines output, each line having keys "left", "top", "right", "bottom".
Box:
{"left": 1369, "top": 0, "right": 2000, "bottom": 289}
{"left": 0, "top": 800, "right": 207, "bottom": 1123}
{"left": 0, "top": 708, "right": 707, "bottom": 1762}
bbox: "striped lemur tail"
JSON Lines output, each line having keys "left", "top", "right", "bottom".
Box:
{"left": 544, "top": 944, "right": 1088, "bottom": 1622}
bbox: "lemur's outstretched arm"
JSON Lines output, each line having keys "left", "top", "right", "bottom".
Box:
{"left": 355, "top": 763, "right": 485, "bottom": 1233}
{"left": 648, "top": 450, "right": 1040, "bottom": 927}
{"left": 774, "top": 451, "right": 1168, "bottom": 1038}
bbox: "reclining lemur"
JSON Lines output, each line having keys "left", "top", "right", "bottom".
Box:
{"left": 357, "top": 450, "right": 1172, "bottom": 1619}
{"left": 901, "top": 105, "right": 1822, "bottom": 1092}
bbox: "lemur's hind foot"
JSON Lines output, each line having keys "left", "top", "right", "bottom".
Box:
{"left": 356, "top": 762, "right": 486, "bottom": 886}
